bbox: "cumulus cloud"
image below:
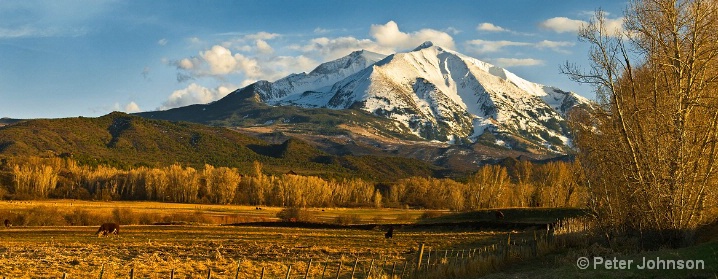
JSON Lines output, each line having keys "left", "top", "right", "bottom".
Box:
{"left": 539, "top": 17, "right": 587, "bottom": 33}
{"left": 161, "top": 83, "right": 235, "bottom": 110}
{"left": 465, "top": 40, "right": 531, "bottom": 54}
{"left": 477, "top": 22, "right": 508, "bottom": 32}
{"left": 157, "top": 38, "right": 168, "bottom": 46}
{"left": 302, "top": 36, "right": 391, "bottom": 60}
{"left": 535, "top": 40, "right": 575, "bottom": 53}
{"left": 124, "top": 102, "right": 141, "bottom": 113}
{"left": 444, "top": 27, "right": 461, "bottom": 35}
{"left": 493, "top": 58, "right": 544, "bottom": 67}
{"left": 167, "top": 21, "right": 460, "bottom": 108}
{"left": 219, "top": 31, "right": 280, "bottom": 52}
{"left": 600, "top": 17, "right": 624, "bottom": 36}
{"left": 255, "top": 39, "right": 274, "bottom": 54}
{"left": 110, "top": 101, "right": 142, "bottom": 113}
{"left": 173, "top": 42, "right": 317, "bottom": 86}
{"left": 201, "top": 45, "right": 240, "bottom": 75}
{"left": 244, "top": 31, "right": 280, "bottom": 41}
{"left": 370, "top": 21, "right": 455, "bottom": 51}
{"left": 539, "top": 15, "right": 623, "bottom": 36}
{"left": 466, "top": 39, "right": 574, "bottom": 54}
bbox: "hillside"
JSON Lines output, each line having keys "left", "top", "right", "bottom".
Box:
{"left": 0, "top": 112, "right": 444, "bottom": 180}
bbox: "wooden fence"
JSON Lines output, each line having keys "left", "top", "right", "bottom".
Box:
{"left": 5, "top": 217, "right": 593, "bottom": 279}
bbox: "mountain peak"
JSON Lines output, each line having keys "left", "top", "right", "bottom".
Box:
{"left": 413, "top": 41, "right": 435, "bottom": 51}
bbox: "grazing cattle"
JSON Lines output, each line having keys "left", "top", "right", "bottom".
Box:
{"left": 96, "top": 223, "right": 120, "bottom": 237}
{"left": 3, "top": 219, "right": 10, "bottom": 228}
{"left": 494, "top": 210, "right": 505, "bottom": 220}
{"left": 384, "top": 226, "right": 394, "bottom": 239}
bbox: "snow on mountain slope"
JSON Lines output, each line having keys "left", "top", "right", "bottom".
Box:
{"left": 235, "top": 41, "right": 590, "bottom": 153}
{"left": 257, "top": 50, "right": 387, "bottom": 106}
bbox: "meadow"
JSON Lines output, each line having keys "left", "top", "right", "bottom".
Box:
{"left": 0, "top": 200, "right": 524, "bottom": 278}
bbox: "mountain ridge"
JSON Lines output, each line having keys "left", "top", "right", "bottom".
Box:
{"left": 141, "top": 42, "right": 589, "bottom": 160}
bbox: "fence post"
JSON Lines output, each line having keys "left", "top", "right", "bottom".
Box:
{"left": 390, "top": 262, "right": 396, "bottom": 278}
{"left": 365, "top": 259, "right": 374, "bottom": 279}
{"left": 285, "top": 264, "right": 292, "bottom": 279}
{"left": 304, "top": 259, "right": 313, "bottom": 279}
{"left": 206, "top": 269, "right": 211, "bottom": 279}
{"left": 129, "top": 268, "right": 134, "bottom": 279}
{"left": 235, "top": 261, "right": 241, "bottom": 279}
{"left": 400, "top": 259, "right": 408, "bottom": 277}
{"left": 426, "top": 248, "right": 431, "bottom": 269}
{"left": 62, "top": 273, "right": 67, "bottom": 279}
{"left": 334, "top": 261, "right": 342, "bottom": 279}
{"left": 170, "top": 269, "right": 174, "bottom": 279}
{"left": 415, "top": 243, "right": 425, "bottom": 271}
{"left": 260, "top": 267, "right": 265, "bottom": 279}
{"left": 320, "top": 262, "right": 328, "bottom": 279}
{"left": 98, "top": 264, "right": 105, "bottom": 279}
{"left": 350, "top": 258, "right": 358, "bottom": 279}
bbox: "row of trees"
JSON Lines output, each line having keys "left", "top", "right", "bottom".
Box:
{"left": 1, "top": 156, "right": 587, "bottom": 210}
{"left": 564, "top": 0, "right": 718, "bottom": 243}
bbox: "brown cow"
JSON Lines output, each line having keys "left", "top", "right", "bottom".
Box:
{"left": 3, "top": 219, "right": 10, "bottom": 228}
{"left": 96, "top": 223, "right": 120, "bottom": 237}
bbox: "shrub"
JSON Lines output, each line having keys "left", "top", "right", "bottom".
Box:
{"left": 276, "top": 207, "right": 316, "bottom": 222}
{"left": 23, "top": 206, "right": 65, "bottom": 226}
{"left": 112, "top": 207, "right": 138, "bottom": 225}
{"left": 334, "top": 214, "right": 362, "bottom": 225}
{"left": 64, "top": 208, "right": 97, "bottom": 226}
{"left": 420, "top": 211, "right": 446, "bottom": 220}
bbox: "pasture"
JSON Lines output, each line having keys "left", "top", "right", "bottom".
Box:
{"left": 0, "top": 200, "right": 549, "bottom": 278}
{"left": 0, "top": 224, "right": 507, "bottom": 278}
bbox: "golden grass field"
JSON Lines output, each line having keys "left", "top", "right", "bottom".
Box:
{"left": 0, "top": 200, "right": 509, "bottom": 278}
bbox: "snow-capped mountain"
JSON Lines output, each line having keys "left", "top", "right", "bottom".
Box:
{"left": 246, "top": 41, "right": 589, "bottom": 153}
{"left": 256, "top": 50, "right": 387, "bottom": 104}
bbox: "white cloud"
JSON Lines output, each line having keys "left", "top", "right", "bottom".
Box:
{"left": 539, "top": 17, "right": 588, "bottom": 33}
{"left": 176, "top": 58, "right": 197, "bottom": 70}
{"left": 157, "top": 38, "right": 168, "bottom": 46}
{"left": 168, "top": 21, "right": 459, "bottom": 108}
{"left": 173, "top": 42, "right": 317, "bottom": 85}
{"left": 124, "top": 102, "right": 141, "bottom": 113}
{"left": 445, "top": 27, "right": 461, "bottom": 35}
{"left": 161, "top": 83, "right": 235, "bottom": 110}
{"left": 493, "top": 58, "right": 544, "bottom": 67}
{"left": 314, "top": 27, "right": 330, "bottom": 34}
{"left": 601, "top": 17, "right": 624, "bottom": 36}
{"left": 536, "top": 40, "right": 575, "bottom": 53}
{"left": 369, "top": 21, "right": 455, "bottom": 51}
{"left": 466, "top": 39, "right": 574, "bottom": 55}
{"left": 255, "top": 39, "right": 274, "bottom": 54}
{"left": 466, "top": 40, "right": 531, "bottom": 54}
{"left": 244, "top": 31, "right": 280, "bottom": 41}
{"left": 540, "top": 15, "right": 624, "bottom": 36}
{"left": 200, "top": 45, "right": 239, "bottom": 75}
{"left": 302, "top": 36, "right": 391, "bottom": 60}
{"left": 477, "top": 22, "right": 508, "bottom": 32}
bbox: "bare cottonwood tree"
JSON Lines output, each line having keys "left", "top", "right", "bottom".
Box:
{"left": 564, "top": 0, "right": 718, "bottom": 242}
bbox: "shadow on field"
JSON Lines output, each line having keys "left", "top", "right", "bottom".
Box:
{"left": 222, "top": 207, "right": 592, "bottom": 232}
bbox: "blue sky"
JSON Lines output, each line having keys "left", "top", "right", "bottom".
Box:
{"left": 0, "top": 0, "right": 627, "bottom": 119}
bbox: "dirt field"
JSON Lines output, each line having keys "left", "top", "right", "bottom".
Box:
{"left": 0, "top": 200, "right": 520, "bottom": 278}
{"left": 0, "top": 225, "right": 503, "bottom": 278}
